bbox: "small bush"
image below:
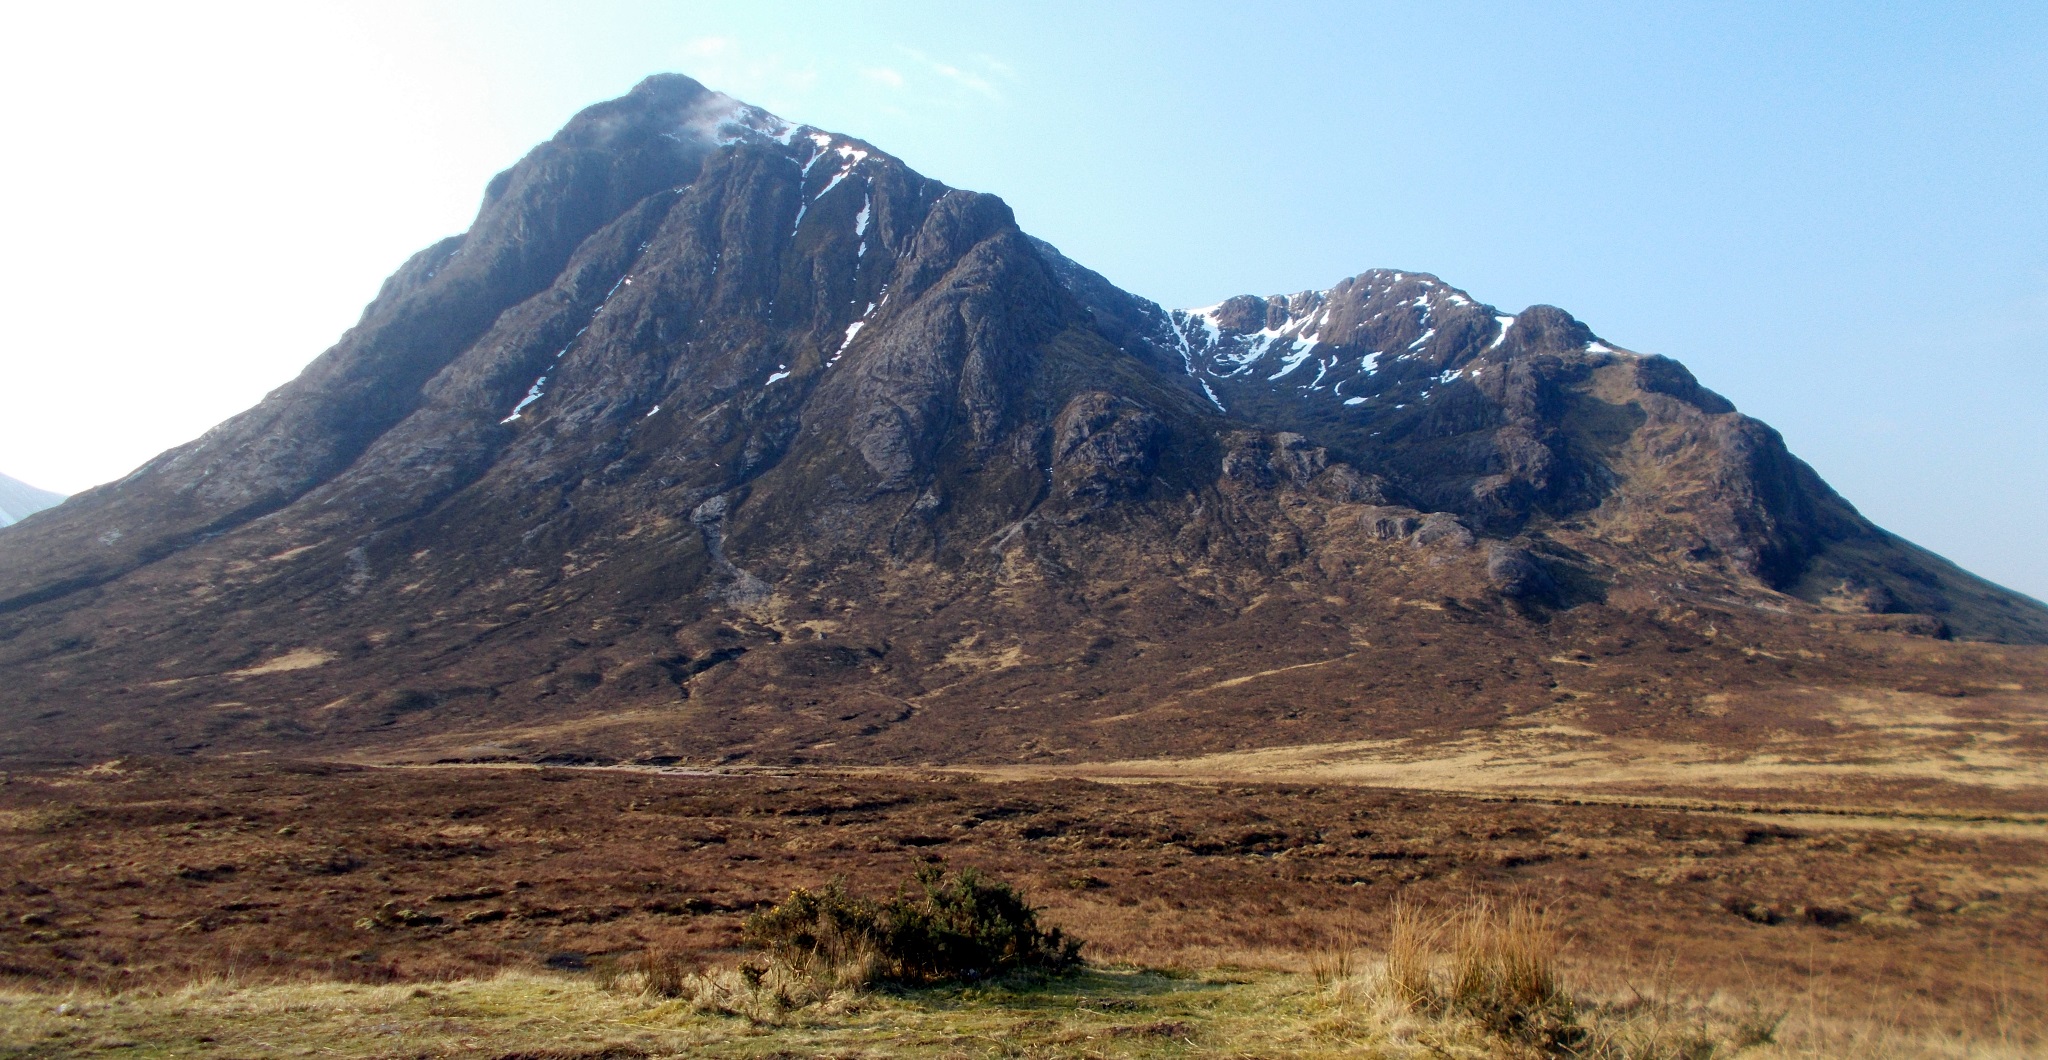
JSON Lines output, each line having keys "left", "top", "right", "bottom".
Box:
{"left": 744, "top": 865, "right": 1082, "bottom": 987}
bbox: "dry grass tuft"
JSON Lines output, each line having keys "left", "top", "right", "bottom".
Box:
{"left": 1446, "top": 897, "right": 1579, "bottom": 1051}
{"left": 1306, "top": 913, "right": 1364, "bottom": 989}
{"left": 668, "top": 960, "right": 859, "bottom": 1024}
{"left": 1367, "top": 897, "right": 1582, "bottom": 1053}
{"left": 1383, "top": 901, "right": 1440, "bottom": 1012}
{"left": 621, "top": 947, "right": 695, "bottom": 1000}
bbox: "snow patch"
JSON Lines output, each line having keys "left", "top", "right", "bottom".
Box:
{"left": 1267, "top": 338, "right": 1319, "bottom": 380}
{"left": 801, "top": 136, "right": 832, "bottom": 175}
{"left": 817, "top": 169, "right": 853, "bottom": 200}
{"left": 827, "top": 321, "right": 866, "bottom": 367}
{"left": 502, "top": 376, "right": 548, "bottom": 423}
{"left": 1163, "top": 308, "right": 1228, "bottom": 411}
{"left": 1487, "top": 315, "right": 1516, "bottom": 350}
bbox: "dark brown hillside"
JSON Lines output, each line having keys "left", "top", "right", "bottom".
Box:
{"left": 0, "top": 74, "right": 2043, "bottom": 770}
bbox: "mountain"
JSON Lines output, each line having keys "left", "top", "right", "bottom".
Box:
{"left": 0, "top": 74, "right": 2042, "bottom": 766}
{"left": 0, "top": 472, "right": 64, "bottom": 528}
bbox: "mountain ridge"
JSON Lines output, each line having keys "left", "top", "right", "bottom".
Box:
{"left": 1, "top": 72, "right": 2042, "bottom": 766}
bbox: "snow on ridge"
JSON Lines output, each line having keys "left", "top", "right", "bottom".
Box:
{"left": 1487, "top": 315, "right": 1516, "bottom": 350}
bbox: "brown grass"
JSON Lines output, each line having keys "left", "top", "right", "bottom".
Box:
{"left": 0, "top": 756, "right": 2042, "bottom": 1055}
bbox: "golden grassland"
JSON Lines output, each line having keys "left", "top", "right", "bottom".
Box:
{"left": 1, "top": 945, "right": 2039, "bottom": 1059}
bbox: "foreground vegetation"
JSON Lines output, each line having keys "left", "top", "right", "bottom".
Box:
{"left": 4, "top": 889, "right": 2037, "bottom": 1058}
{"left": 4, "top": 762, "right": 2042, "bottom": 1057}
{"left": 4, "top": 958, "right": 2032, "bottom": 1059}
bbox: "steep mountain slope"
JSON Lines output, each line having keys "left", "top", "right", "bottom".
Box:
{"left": 0, "top": 473, "right": 64, "bottom": 528}
{"left": 0, "top": 74, "right": 2041, "bottom": 766}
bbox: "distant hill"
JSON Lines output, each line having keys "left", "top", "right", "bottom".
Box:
{"left": 0, "top": 472, "right": 64, "bottom": 528}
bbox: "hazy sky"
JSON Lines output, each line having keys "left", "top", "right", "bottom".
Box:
{"left": 1, "top": 1, "right": 2042, "bottom": 599}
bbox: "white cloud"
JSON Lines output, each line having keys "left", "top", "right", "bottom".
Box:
{"left": 670, "top": 35, "right": 818, "bottom": 113}
{"left": 682, "top": 35, "right": 739, "bottom": 59}
{"left": 861, "top": 67, "right": 907, "bottom": 89}
{"left": 899, "top": 46, "right": 1012, "bottom": 102}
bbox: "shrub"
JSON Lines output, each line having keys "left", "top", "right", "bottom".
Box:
{"left": 744, "top": 865, "right": 1082, "bottom": 987}
{"left": 740, "top": 881, "right": 887, "bottom": 988}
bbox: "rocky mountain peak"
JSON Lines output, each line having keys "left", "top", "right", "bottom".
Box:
{"left": 0, "top": 76, "right": 2043, "bottom": 765}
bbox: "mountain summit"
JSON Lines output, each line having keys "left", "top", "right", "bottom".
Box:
{"left": 1, "top": 74, "right": 2042, "bottom": 764}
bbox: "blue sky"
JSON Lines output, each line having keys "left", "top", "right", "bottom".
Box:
{"left": 1, "top": 1, "right": 2042, "bottom": 599}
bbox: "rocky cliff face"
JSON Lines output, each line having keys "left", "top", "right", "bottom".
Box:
{"left": 0, "top": 75, "right": 2041, "bottom": 764}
